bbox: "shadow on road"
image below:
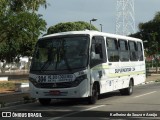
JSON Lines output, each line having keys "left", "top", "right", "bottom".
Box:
{"left": 36, "top": 91, "right": 122, "bottom": 107}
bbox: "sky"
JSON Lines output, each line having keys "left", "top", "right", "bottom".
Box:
{"left": 38, "top": 0, "right": 160, "bottom": 35}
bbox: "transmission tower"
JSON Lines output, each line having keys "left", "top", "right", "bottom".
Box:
{"left": 116, "top": 0, "right": 135, "bottom": 35}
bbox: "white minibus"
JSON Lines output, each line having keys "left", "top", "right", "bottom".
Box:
{"left": 29, "top": 31, "right": 146, "bottom": 105}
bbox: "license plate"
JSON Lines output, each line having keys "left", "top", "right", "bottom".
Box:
{"left": 49, "top": 90, "right": 60, "bottom": 95}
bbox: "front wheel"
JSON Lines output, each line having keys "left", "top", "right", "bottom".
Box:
{"left": 88, "top": 84, "right": 98, "bottom": 104}
{"left": 39, "top": 98, "right": 51, "bottom": 105}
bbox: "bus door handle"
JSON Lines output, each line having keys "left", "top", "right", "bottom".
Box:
{"left": 98, "top": 71, "right": 102, "bottom": 78}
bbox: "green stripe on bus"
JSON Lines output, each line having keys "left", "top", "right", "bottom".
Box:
{"left": 108, "top": 71, "right": 145, "bottom": 78}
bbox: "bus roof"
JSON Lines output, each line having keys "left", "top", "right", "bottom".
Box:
{"left": 42, "top": 30, "right": 142, "bottom": 42}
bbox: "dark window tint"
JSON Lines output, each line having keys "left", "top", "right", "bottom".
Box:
{"left": 137, "top": 42, "right": 144, "bottom": 61}
{"left": 90, "top": 36, "right": 106, "bottom": 67}
{"left": 129, "top": 41, "right": 138, "bottom": 61}
{"left": 106, "top": 38, "right": 119, "bottom": 62}
{"left": 119, "top": 39, "right": 129, "bottom": 61}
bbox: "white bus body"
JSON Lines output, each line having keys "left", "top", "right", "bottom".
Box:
{"left": 29, "top": 31, "right": 146, "bottom": 105}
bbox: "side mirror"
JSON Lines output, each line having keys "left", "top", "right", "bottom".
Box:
{"left": 91, "top": 52, "right": 96, "bottom": 59}
{"left": 91, "top": 52, "right": 100, "bottom": 59}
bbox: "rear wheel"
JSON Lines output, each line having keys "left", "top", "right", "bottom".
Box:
{"left": 120, "top": 80, "right": 133, "bottom": 95}
{"left": 39, "top": 98, "right": 51, "bottom": 105}
{"left": 88, "top": 84, "right": 98, "bottom": 104}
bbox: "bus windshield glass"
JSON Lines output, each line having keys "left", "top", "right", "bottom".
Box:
{"left": 30, "top": 35, "right": 89, "bottom": 71}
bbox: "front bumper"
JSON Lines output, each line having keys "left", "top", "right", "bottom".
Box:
{"left": 29, "top": 79, "right": 89, "bottom": 99}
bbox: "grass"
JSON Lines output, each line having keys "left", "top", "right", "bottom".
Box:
{"left": 0, "top": 80, "right": 28, "bottom": 93}
{"left": 155, "top": 79, "right": 160, "bottom": 82}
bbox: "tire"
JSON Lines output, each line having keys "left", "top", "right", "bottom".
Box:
{"left": 88, "top": 84, "right": 98, "bottom": 104}
{"left": 39, "top": 98, "right": 51, "bottom": 105}
{"left": 120, "top": 80, "right": 133, "bottom": 95}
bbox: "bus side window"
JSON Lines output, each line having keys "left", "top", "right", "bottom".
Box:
{"left": 128, "top": 41, "right": 138, "bottom": 61}
{"left": 118, "top": 39, "right": 129, "bottom": 62}
{"left": 90, "top": 36, "right": 106, "bottom": 67}
{"left": 137, "top": 42, "right": 144, "bottom": 61}
{"left": 106, "top": 38, "right": 119, "bottom": 62}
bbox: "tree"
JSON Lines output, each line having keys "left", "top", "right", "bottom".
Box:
{"left": 6, "top": 0, "right": 48, "bottom": 13}
{"left": 130, "top": 12, "right": 160, "bottom": 56}
{"left": 130, "top": 12, "right": 160, "bottom": 73}
{"left": 0, "top": 0, "right": 47, "bottom": 72}
{"left": 47, "top": 21, "right": 98, "bottom": 34}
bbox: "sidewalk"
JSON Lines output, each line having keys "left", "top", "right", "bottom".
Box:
{"left": 0, "top": 74, "right": 160, "bottom": 108}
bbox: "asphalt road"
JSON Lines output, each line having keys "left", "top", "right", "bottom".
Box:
{"left": 1, "top": 82, "right": 160, "bottom": 120}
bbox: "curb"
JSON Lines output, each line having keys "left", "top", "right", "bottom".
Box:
{"left": 145, "top": 81, "right": 155, "bottom": 84}
{"left": 0, "top": 99, "right": 36, "bottom": 108}
{"left": 0, "top": 91, "right": 29, "bottom": 97}
{"left": 140, "top": 81, "right": 155, "bottom": 85}
{"left": 0, "top": 92, "right": 36, "bottom": 108}
{"left": 140, "top": 80, "right": 160, "bottom": 85}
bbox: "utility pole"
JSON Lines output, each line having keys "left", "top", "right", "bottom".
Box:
{"left": 100, "top": 24, "right": 103, "bottom": 32}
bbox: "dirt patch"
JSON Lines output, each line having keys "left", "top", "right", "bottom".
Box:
{"left": 0, "top": 80, "right": 28, "bottom": 94}
{"left": 0, "top": 89, "right": 15, "bottom": 94}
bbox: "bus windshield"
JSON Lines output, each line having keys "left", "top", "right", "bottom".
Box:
{"left": 30, "top": 35, "right": 89, "bottom": 71}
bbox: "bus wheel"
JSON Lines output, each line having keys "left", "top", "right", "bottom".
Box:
{"left": 88, "top": 84, "right": 98, "bottom": 104}
{"left": 120, "top": 80, "right": 133, "bottom": 95}
{"left": 39, "top": 98, "right": 51, "bottom": 105}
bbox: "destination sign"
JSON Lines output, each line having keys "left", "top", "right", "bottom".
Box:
{"left": 36, "top": 74, "right": 75, "bottom": 83}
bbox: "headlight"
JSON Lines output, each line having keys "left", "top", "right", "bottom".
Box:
{"left": 72, "top": 74, "right": 87, "bottom": 87}
{"left": 29, "top": 77, "right": 40, "bottom": 87}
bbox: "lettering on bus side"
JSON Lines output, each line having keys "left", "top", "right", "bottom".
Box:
{"left": 115, "top": 67, "right": 135, "bottom": 73}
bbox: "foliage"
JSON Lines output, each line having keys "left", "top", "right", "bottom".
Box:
{"left": 146, "top": 61, "right": 160, "bottom": 68}
{"left": 47, "top": 21, "right": 99, "bottom": 34}
{"left": 4, "top": 0, "right": 48, "bottom": 13}
{"left": 130, "top": 12, "right": 160, "bottom": 56}
{"left": 0, "top": 80, "right": 28, "bottom": 90}
{"left": 155, "top": 80, "right": 160, "bottom": 82}
{"left": 0, "top": 0, "right": 47, "bottom": 63}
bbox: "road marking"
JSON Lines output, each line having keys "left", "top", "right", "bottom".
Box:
{"left": 47, "top": 105, "right": 105, "bottom": 120}
{"left": 134, "top": 91, "right": 157, "bottom": 98}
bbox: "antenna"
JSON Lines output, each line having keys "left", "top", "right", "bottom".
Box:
{"left": 116, "top": 0, "right": 135, "bottom": 35}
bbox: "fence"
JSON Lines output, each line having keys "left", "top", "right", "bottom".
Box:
{"left": 146, "top": 60, "right": 160, "bottom": 76}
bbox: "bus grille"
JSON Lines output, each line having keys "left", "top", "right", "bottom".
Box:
{"left": 34, "top": 82, "right": 74, "bottom": 88}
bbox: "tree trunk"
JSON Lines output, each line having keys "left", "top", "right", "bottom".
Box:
{"left": 0, "top": 62, "right": 6, "bottom": 73}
